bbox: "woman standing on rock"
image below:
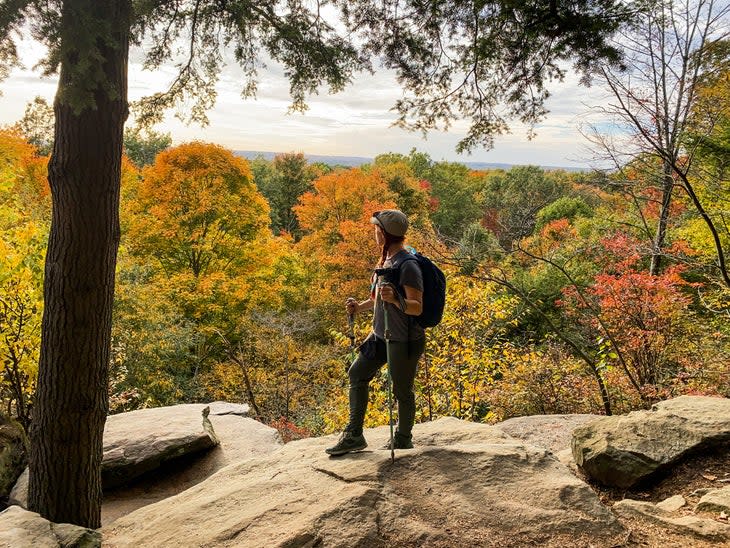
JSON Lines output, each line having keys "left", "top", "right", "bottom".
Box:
{"left": 325, "top": 209, "right": 425, "bottom": 456}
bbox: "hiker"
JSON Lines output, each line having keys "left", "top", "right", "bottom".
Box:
{"left": 326, "top": 209, "right": 425, "bottom": 456}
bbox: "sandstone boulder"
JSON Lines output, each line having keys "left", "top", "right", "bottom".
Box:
{"left": 613, "top": 498, "right": 730, "bottom": 541}
{"left": 206, "top": 401, "right": 250, "bottom": 416}
{"left": 572, "top": 396, "right": 730, "bottom": 488}
{"left": 0, "top": 414, "right": 27, "bottom": 501}
{"left": 0, "top": 505, "right": 101, "bottom": 547}
{"left": 8, "top": 468, "right": 27, "bottom": 508}
{"left": 497, "top": 414, "right": 597, "bottom": 454}
{"left": 656, "top": 494, "right": 686, "bottom": 513}
{"left": 696, "top": 486, "right": 730, "bottom": 514}
{"left": 103, "top": 417, "right": 626, "bottom": 547}
{"left": 9, "top": 403, "right": 278, "bottom": 522}
{"left": 102, "top": 404, "right": 220, "bottom": 488}
{"left": 102, "top": 412, "right": 281, "bottom": 524}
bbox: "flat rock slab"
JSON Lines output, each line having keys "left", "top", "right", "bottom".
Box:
{"left": 497, "top": 414, "right": 598, "bottom": 454}
{"left": 0, "top": 505, "right": 101, "bottom": 547}
{"left": 697, "top": 486, "right": 730, "bottom": 513}
{"left": 206, "top": 401, "right": 250, "bottom": 416}
{"left": 555, "top": 448, "right": 580, "bottom": 473}
{"left": 102, "top": 414, "right": 282, "bottom": 525}
{"left": 572, "top": 396, "right": 730, "bottom": 488}
{"left": 9, "top": 403, "right": 274, "bottom": 520}
{"left": 656, "top": 494, "right": 686, "bottom": 513}
{"left": 103, "top": 417, "right": 626, "bottom": 547}
{"left": 613, "top": 498, "right": 730, "bottom": 541}
{"left": 102, "top": 404, "right": 219, "bottom": 489}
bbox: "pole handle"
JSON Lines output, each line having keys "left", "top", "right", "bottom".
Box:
{"left": 347, "top": 313, "right": 355, "bottom": 348}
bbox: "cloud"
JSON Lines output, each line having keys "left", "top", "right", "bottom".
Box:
{"left": 1, "top": 38, "right": 614, "bottom": 168}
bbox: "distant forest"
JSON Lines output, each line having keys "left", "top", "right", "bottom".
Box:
{"left": 2, "top": 123, "right": 728, "bottom": 440}
{"left": 234, "top": 150, "right": 589, "bottom": 172}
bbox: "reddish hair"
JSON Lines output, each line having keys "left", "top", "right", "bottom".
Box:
{"left": 377, "top": 229, "right": 405, "bottom": 267}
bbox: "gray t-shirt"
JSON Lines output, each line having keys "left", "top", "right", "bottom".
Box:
{"left": 373, "top": 250, "right": 425, "bottom": 341}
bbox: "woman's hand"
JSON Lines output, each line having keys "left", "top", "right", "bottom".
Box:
{"left": 379, "top": 284, "right": 399, "bottom": 305}
{"left": 381, "top": 284, "right": 423, "bottom": 315}
{"left": 346, "top": 297, "right": 358, "bottom": 315}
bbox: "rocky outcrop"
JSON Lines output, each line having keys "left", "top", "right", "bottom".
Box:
{"left": 10, "top": 402, "right": 264, "bottom": 518}
{"left": 613, "top": 498, "right": 730, "bottom": 541}
{"left": 0, "top": 505, "right": 101, "bottom": 547}
{"left": 656, "top": 494, "right": 686, "bottom": 513}
{"left": 497, "top": 414, "right": 597, "bottom": 454}
{"left": 102, "top": 404, "right": 221, "bottom": 488}
{"left": 101, "top": 411, "right": 282, "bottom": 524}
{"left": 204, "top": 401, "right": 250, "bottom": 416}
{"left": 8, "top": 467, "right": 27, "bottom": 508}
{"left": 696, "top": 486, "right": 730, "bottom": 514}
{"left": 0, "top": 414, "right": 27, "bottom": 501}
{"left": 572, "top": 396, "right": 730, "bottom": 488}
{"left": 103, "top": 417, "right": 626, "bottom": 547}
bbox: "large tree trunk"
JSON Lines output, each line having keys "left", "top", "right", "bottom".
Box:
{"left": 28, "top": 0, "right": 130, "bottom": 528}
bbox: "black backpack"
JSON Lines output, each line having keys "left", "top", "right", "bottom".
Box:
{"left": 395, "top": 252, "right": 446, "bottom": 328}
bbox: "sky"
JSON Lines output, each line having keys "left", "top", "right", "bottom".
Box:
{"left": 0, "top": 38, "right": 614, "bottom": 168}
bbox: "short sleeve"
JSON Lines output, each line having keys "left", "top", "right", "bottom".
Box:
{"left": 399, "top": 259, "right": 423, "bottom": 292}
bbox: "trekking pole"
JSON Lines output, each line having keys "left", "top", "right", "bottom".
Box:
{"left": 379, "top": 284, "right": 396, "bottom": 465}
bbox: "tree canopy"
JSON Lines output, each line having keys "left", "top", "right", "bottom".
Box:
{"left": 0, "top": 0, "right": 640, "bottom": 529}
{"left": 1, "top": 0, "right": 635, "bottom": 147}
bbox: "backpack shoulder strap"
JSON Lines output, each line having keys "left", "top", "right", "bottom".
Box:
{"left": 391, "top": 253, "right": 419, "bottom": 285}
{"left": 392, "top": 252, "right": 418, "bottom": 270}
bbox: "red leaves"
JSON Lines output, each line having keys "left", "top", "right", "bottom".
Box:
{"left": 558, "top": 230, "right": 704, "bottom": 394}
{"left": 597, "top": 232, "right": 643, "bottom": 271}
{"left": 540, "top": 218, "right": 574, "bottom": 242}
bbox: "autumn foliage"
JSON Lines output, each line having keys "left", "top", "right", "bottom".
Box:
{"left": 0, "top": 130, "right": 49, "bottom": 427}
{"left": 1, "top": 130, "right": 728, "bottom": 438}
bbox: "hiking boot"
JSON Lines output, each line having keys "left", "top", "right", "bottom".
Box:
{"left": 380, "top": 434, "right": 414, "bottom": 450}
{"left": 325, "top": 431, "right": 368, "bottom": 456}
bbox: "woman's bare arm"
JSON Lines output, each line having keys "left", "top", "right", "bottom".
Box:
{"left": 380, "top": 285, "right": 423, "bottom": 316}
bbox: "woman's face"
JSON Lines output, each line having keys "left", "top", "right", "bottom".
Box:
{"left": 374, "top": 225, "right": 385, "bottom": 246}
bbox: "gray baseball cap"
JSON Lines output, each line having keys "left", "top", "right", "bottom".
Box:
{"left": 370, "top": 209, "right": 409, "bottom": 237}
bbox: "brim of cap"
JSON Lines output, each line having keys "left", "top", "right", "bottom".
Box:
{"left": 370, "top": 216, "right": 383, "bottom": 227}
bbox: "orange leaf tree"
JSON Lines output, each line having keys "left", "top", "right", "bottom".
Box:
{"left": 128, "top": 142, "right": 270, "bottom": 277}
{"left": 294, "top": 168, "right": 398, "bottom": 324}
{"left": 115, "top": 142, "right": 277, "bottom": 404}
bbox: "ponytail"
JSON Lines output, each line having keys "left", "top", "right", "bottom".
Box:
{"left": 377, "top": 231, "right": 405, "bottom": 267}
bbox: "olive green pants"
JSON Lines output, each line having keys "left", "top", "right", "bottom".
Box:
{"left": 346, "top": 334, "right": 426, "bottom": 440}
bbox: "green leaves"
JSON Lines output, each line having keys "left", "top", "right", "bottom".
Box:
{"left": 536, "top": 196, "right": 594, "bottom": 230}
{"left": 253, "top": 153, "right": 318, "bottom": 239}
{"left": 479, "top": 166, "right": 571, "bottom": 249}
{"left": 123, "top": 127, "right": 171, "bottom": 168}
{"left": 0, "top": 0, "right": 32, "bottom": 87}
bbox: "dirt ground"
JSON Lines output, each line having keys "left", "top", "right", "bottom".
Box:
{"left": 498, "top": 415, "right": 730, "bottom": 546}
{"left": 582, "top": 442, "right": 730, "bottom": 547}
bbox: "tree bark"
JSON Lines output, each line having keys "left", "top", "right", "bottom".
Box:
{"left": 649, "top": 160, "right": 675, "bottom": 276}
{"left": 231, "top": 353, "right": 262, "bottom": 419}
{"left": 28, "top": 0, "right": 130, "bottom": 528}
